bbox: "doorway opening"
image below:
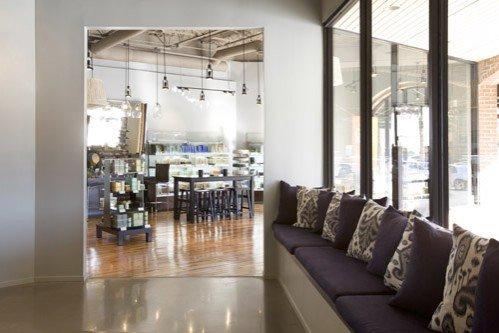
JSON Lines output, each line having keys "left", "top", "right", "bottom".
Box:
{"left": 85, "top": 28, "right": 264, "bottom": 278}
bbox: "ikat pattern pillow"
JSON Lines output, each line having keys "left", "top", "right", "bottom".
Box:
{"left": 321, "top": 192, "right": 342, "bottom": 242}
{"left": 293, "top": 187, "right": 326, "bottom": 229}
{"left": 347, "top": 199, "right": 386, "bottom": 262}
{"left": 384, "top": 211, "right": 424, "bottom": 291}
{"left": 430, "top": 224, "right": 489, "bottom": 333}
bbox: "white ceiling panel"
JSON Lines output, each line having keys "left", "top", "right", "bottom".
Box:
{"left": 334, "top": 0, "right": 499, "bottom": 62}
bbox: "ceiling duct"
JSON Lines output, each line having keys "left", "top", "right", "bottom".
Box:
{"left": 94, "top": 47, "right": 228, "bottom": 72}
{"left": 213, "top": 41, "right": 262, "bottom": 64}
{"left": 90, "top": 30, "right": 146, "bottom": 54}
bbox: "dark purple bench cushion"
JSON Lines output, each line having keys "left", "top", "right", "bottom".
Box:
{"left": 336, "top": 295, "right": 432, "bottom": 333}
{"left": 272, "top": 224, "right": 332, "bottom": 254}
{"left": 294, "top": 247, "right": 393, "bottom": 301}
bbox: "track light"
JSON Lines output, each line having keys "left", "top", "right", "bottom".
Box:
{"left": 256, "top": 94, "right": 262, "bottom": 105}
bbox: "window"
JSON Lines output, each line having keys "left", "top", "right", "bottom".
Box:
{"left": 447, "top": 0, "right": 499, "bottom": 236}
{"left": 326, "top": 0, "right": 499, "bottom": 230}
{"left": 331, "top": 1, "right": 361, "bottom": 193}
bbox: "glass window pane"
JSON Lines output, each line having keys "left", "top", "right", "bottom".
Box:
{"left": 371, "top": 0, "right": 429, "bottom": 215}
{"left": 448, "top": 0, "right": 499, "bottom": 237}
{"left": 332, "top": 1, "right": 360, "bottom": 193}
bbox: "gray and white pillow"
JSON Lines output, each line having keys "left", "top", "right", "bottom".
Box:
{"left": 384, "top": 211, "right": 425, "bottom": 290}
{"left": 294, "top": 187, "right": 325, "bottom": 229}
{"left": 321, "top": 192, "right": 342, "bottom": 242}
{"left": 430, "top": 224, "right": 489, "bottom": 333}
{"left": 347, "top": 199, "right": 386, "bottom": 262}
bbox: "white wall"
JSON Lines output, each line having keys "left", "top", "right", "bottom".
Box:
{"left": 0, "top": 0, "right": 36, "bottom": 286}
{"left": 35, "top": 0, "right": 323, "bottom": 280}
{"left": 93, "top": 59, "right": 263, "bottom": 149}
{"left": 231, "top": 62, "right": 265, "bottom": 148}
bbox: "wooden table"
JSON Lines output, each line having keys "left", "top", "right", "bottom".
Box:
{"left": 173, "top": 175, "right": 254, "bottom": 222}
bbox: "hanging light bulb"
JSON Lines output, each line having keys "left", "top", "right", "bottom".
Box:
{"left": 153, "top": 48, "right": 162, "bottom": 118}
{"left": 241, "top": 30, "right": 248, "bottom": 95}
{"left": 199, "top": 90, "right": 206, "bottom": 101}
{"left": 256, "top": 94, "right": 262, "bottom": 105}
{"left": 131, "top": 103, "right": 142, "bottom": 118}
{"left": 153, "top": 102, "right": 162, "bottom": 118}
{"left": 121, "top": 100, "right": 132, "bottom": 117}
{"left": 206, "top": 30, "right": 214, "bottom": 79}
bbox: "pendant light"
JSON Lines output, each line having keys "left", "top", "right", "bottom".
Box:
{"left": 256, "top": 53, "right": 262, "bottom": 105}
{"left": 241, "top": 30, "right": 248, "bottom": 95}
{"left": 162, "top": 37, "right": 170, "bottom": 90}
{"left": 206, "top": 30, "right": 214, "bottom": 79}
{"left": 121, "top": 41, "right": 132, "bottom": 116}
{"left": 153, "top": 48, "right": 163, "bottom": 118}
{"left": 199, "top": 53, "right": 205, "bottom": 101}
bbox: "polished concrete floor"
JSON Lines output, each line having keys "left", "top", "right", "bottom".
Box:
{"left": 0, "top": 277, "right": 304, "bottom": 333}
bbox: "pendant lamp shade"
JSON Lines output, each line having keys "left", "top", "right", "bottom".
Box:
{"left": 87, "top": 77, "right": 108, "bottom": 107}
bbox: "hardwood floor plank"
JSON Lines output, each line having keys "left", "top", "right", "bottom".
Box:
{"left": 86, "top": 204, "right": 264, "bottom": 278}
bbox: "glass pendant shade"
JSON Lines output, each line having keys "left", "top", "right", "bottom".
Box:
{"left": 152, "top": 102, "right": 162, "bottom": 118}
{"left": 242, "top": 83, "right": 247, "bottom": 95}
{"left": 121, "top": 100, "right": 132, "bottom": 117}
{"left": 199, "top": 90, "right": 206, "bottom": 101}
{"left": 162, "top": 75, "right": 169, "bottom": 90}
{"left": 256, "top": 94, "right": 262, "bottom": 105}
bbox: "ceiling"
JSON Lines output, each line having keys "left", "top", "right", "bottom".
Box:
{"left": 88, "top": 29, "right": 263, "bottom": 69}
{"left": 333, "top": 0, "right": 499, "bottom": 62}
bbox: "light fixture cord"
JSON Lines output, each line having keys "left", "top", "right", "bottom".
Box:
{"left": 126, "top": 41, "right": 130, "bottom": 87}
{"left": 163, "top": 34, "right": 166, "bottom": 76}
{"left": 257, "top": 54, "right": 261, "bottom": 93}
{"left": 156, "top": 49, "right": 159, "bottom": 103}
{"left": 242, "top": 30, "right": 246, "bottom": 84}
{"left": 201, "top": 47, "right": 204, "bottom": 90}
{"left": 208, "top": 30, "right": 212, "bottom": 68}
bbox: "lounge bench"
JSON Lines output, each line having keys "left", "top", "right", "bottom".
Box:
{"left": 273, "top": 223, "right": 432, "bottom": 333}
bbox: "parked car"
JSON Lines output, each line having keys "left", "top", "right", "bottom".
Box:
{"left": 449, "top": 163, "right": 469, "bottom": 190}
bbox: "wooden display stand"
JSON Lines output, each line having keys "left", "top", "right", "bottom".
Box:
{"left": 99, "top": 158, "right": 152, "bottom": 245}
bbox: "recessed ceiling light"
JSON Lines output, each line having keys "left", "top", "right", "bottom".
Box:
{"left": 389, "top": 4, "right": 400, "bottom": 11}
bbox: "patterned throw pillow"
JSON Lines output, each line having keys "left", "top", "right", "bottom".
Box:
{"left": 321, "top": 192, "right": 341, "bottom": 242}
{"left": 347, "top": 199, "right": 386, "bottom": 262}
{"left": 293, "top": 187, "right": 326, "bottom": 229}
{"left": 430, "top": 224, "right": 489, "bottom": 333}
{"left": 384, "top": 211, "right": 425, "bottom": 290}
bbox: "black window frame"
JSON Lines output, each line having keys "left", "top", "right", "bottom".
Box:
{"left": 324, "top": 0, "right": 452, "bottom": 227}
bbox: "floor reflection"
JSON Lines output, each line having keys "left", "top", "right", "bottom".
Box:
{"left": 86, "top": 205, "right": 264, "bottom": 278}
{"left": 0, "top": 277, "right": 304, "bottom": 333}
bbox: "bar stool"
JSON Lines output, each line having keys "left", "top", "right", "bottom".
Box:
{"left": 195, "top": 189, "right": 215, "bottom": 222}
{"left": 239, "top": 186, "right": 254, "bottom": 218}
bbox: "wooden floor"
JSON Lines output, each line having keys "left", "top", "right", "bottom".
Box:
{"left": 86, "top": 204, "right": 263, "bottom": 278}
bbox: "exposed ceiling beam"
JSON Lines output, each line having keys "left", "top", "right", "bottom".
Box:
{"left": 213, "top": 40, "right": 262, "bottom": 64}
{"left": 166, "top": 30, "right": 228, "bottom": 48}
{"left": 90, "top": 30, "right": 146, "bottom": 54}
